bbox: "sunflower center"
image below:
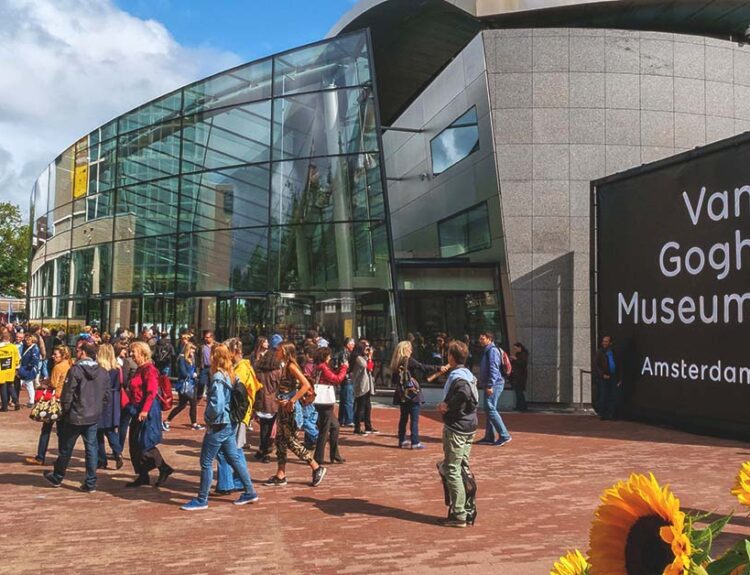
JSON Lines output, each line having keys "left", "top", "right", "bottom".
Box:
{"left": 625, "top": 515, "right": 673, "bottom": 575}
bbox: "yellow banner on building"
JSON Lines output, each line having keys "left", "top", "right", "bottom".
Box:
{"left": 73, "top": 136, "right": 89, "bottom": 198}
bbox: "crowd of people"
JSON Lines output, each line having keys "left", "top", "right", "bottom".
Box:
{"left": 0, "top": 321, "right": 529, "bottom": 527}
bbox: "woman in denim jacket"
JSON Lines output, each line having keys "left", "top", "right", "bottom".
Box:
{"left": 181, "top": 344, "right": 258, "bottom": 511}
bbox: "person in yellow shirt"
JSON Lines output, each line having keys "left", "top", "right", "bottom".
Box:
{"left": 215, "top": 338, "right": 262, "bottom": 494}
{"left": 0, "top": 328, "right": 21, "bottom": 411}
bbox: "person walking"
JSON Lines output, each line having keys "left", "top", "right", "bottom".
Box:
{"left": 594, "top": 335, "right": 620, "bottom": 421}
{"left": 153, "top": 331, "right": 175, "bottom": 377}
{"left": 337, "top": 338, "right": 355, "bottom": 427}
{"left": 312, "top": 346, "right": 347, "bottom": 465}
{"left": 124, "top": 341, "right": 173, "bottom": 488}
{"left": 195, "top": 330, "right": 215, "bottom": 401}
{"left": 0, "top": 328, "right": 20, "bottom": 411}
{"left": 263, "top": 341, "right": 326, "bottom": 487}
{"left": 43, "top": 341, "right": 111, "bottom": 492}
{"left": 510, "top": 342, "right": 529, "bottom": 412}
{"left": 437, "top": 341, "right": 478, "bottom": 527}
{"left": 181, "top": 344, "right": 259, "bottom": 510}
{"left": 390, "top": 341, "right": 439, "bottom": 450}
{"left": 215, "top": 338, "right": 261, "bottom": 494}
{"left": 476, "top": 331, "right": 512, "bottom": 446}
{"left": 351, "top": 341, "right": 377, "bottom": 435}
{"left": 95, "top": 343, "right": 124, "bottom": 470}
{"left": 300, "top": 346, "right": 320, "bottom": 450}
{"left": 253, "top": 334, "right": 283, "bottom": 463}
{"left": 115, "top": 341, "right": 137, "bottom": 449}
{"left": 166, "top": 342, "right": 203, "bottom": 430}
{"left": 26, "top": 345, "right": 72, "bottom": 465}
{"left": 18, "top": 333, "right": 41, "bottom": 407}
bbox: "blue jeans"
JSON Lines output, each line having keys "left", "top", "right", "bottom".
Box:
{"left": 36, "top": 420, "right": 58, "bottom": 462}
{"left": 301, "top": 403, "right": 319, "bottom": 446}
{"left": 198, "top": 368, "right": 210, "bottom": 400}
{"left": 338, "top": 381, "right": 354, "bottom": 425}
{"left": 398, "top": 401, "right": 421, "bottom": 445}
{"left": 51, "top": 422, "right": 98, "bottom": 488}
{"left": 0, "top": 382, "right": 18, "bottom": 409}
{"left": 197, "top": 424, "right": 256, "bottom": 504}
{"left": 119, "top": 405, "right": 134, "bottom": 449}
{"left": 97, "top": 428, "right": 122, "bottom": 466}
{"left": 483, "top": 387, "right": 511, "bottom": 442}
{"left": 216, "top": 443, "right": 250, "bottom": 492}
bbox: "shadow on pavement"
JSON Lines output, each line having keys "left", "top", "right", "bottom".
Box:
{"left": 293, "top": 496, "right": 438, "bottom": 526}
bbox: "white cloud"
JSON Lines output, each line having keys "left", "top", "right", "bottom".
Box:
{"left": 0, "top": 0, "right": 243, "bottom": 217}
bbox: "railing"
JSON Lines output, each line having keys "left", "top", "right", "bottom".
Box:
{"left": 578, "top": 369, "right": 592, "bottom": 411}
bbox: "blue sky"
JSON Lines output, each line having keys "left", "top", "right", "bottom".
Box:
{"left": 116, "top": 0, "right": 357, "bottom": 62}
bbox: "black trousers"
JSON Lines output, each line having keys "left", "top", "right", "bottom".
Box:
{"left": 258, "top": 415, "right": 276, "bottom": 456}
{"left": 354, "top": 392, "right": 373, "bottom": 432}
{"left": 516, "top": 389, "right": 528, "bottom": 411}
{"left": 168, "top": 394, "right": 197, "bottom": 425}
{"left": 314, "top": 404, "right": 340, "bottom": 464}
{"left": 128, "top": 418, "right": 167, "bottom": 480}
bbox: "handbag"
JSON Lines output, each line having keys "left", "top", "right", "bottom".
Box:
{"left": 300, "top": 370, "right": 318, "bottom": 406}
{"left": 30, "top": 396, "right": 61, "bottom": 423}
{"left": 399, "top": 362, "right": 421, "bottom": 402}
{"left": 181, "top": 376, "right": 196, "bottom": 399}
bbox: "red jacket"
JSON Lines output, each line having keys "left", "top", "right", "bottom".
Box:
{"left": 314, "top": 362, "right": 348, "bottom": 385}
{"left": 128, "top": 362, "right": 159, "bottom": 413}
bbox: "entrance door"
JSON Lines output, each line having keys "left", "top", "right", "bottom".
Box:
{"left": 216, "top": 296, "right": 267, "bottom": 345}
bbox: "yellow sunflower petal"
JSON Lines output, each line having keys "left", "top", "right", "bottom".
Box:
{"left": 550, "top": 549, "right": 590, "bottom": 575}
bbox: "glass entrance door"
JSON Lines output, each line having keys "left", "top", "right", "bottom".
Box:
{"left": 216, "top": 296, "right": 267, "bottom": 346}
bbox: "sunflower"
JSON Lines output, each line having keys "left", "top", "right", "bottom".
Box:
{"left": 731, "top": 461, "right": 750, "bottom": 509}
{"left": 551, "top": 550, "right": 590, "bottom": 575}
{"left": 589, "top": 473, "right": 690, "bottom": 575}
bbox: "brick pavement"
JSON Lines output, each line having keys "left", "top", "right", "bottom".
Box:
{"left": 0, "top": 405, "right": 748, "bottom": 574}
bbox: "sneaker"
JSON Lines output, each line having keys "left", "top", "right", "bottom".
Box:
{"left": 331, "top": 455, "right": 346, "bottom": 464}
{"left": 181, "top": 498, "right": 208, "bottom": 511}
{"left": 162, "top": 421, "right": 170, "bottom": 432}
{"left": 25, "top": 456, "right": 43, "bottom": 465}
{"left": 154, "top": 465, "right": 174, "bottom": 487}
{"left": 365, "top": 429, "right": 379, "bottom": 434}
{"left": 80, "top": 483, "right": 97, "bottom": 493}
{"left": 261, "top": 456, "right": 271, "bottom": 464}
{"left": 311, "top": 466, "right": 327, "bottom": 487}
{"left": 475, "top": 438, "right": 495, "bottom": 445}
{"left": 438, "top": 516, "right": 467, "bottom": 528}
{"left": 411, "top": 443, "right": 426, "bottom": 450}
{"left": 192, "top": 423, "right": 205, "bottom": 431}
{"left": 399, "top": 440, "right": 410, "bottom": 448}
{"left": 114, "top": 454, "right": 124, "bottom": 470}
{"left": 353, "top": 429, "right": 366, "bottom": 435}
{"left": 233, "top": 492, "right": 260, "bottom": 506}
{"left": 494, "top": 437, "right": 513, "bottom": 447}
{"left": 43, "top": 470, "right": 61, "bottom": 488}
{"left": 263, "top": 475, "right": 287, "bottom": 487}
{"left": 125, "top": 476, "right": 150, "bottom": 488}
{"left": 26, "top": 403, "right": 34, "bottom": 408}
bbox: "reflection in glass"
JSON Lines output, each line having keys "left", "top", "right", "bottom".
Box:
{"left": 272, "top": 87, "right": 377, "bottom": 160}
{"left": 115, "top": 178, "right": 179, "bottom": 239}
{"left": 182, "top": 101, "right": 271, "bottom": 173}
{"left": 176, "top": 229, "right": 268, "bottom": 293}
{"left": 180, "top": 165, "right": 270, "bottom": 232}
{"left": 86, "top": 137, "right": 117, "bottom": 194}
{"left": 273, "top": 32, "right": 370, "bottom": 96}
{"left": 430, "top": 107, "right": 480, "bottom": 176}
{"left": 112, "top": 237, "right": 176, "bottom": 294}
{"left": 271, "top": 153, "right": 383, "bottom": 225}
{"left": 438, "top": 202, "right": 491, "bottom": 258}
{"left": 118, "top": 92, "right": 182, "bottom": 134}
{"left": 71, "top": 245, "right": 112, "bottom": 295}
{"left": 118, "top": 120, "right": 182, "bottom": 185}
{"left": 184, "top": 59, "right": 272, "bottom": 114}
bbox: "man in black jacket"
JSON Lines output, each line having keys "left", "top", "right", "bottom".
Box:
{"left": 593, "top": 335, "right": 620, "bottom": 420}
{"left": 437, "top": 341, "right": 479, "bottom": 528}
{"left": 44, "top": 341, "right": 111, "bottom": 492}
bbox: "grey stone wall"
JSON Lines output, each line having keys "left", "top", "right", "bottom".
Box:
{"left": 485, "top": 28, "right": 750, "bottom": 403}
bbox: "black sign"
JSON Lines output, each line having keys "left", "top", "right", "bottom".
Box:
{"left": 594, "top": 134, "right": 750, "bottom": 439}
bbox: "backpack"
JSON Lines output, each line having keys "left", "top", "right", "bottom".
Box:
{"left": 398, "top": 361, "right": 421, "bottom": 402}
{"left": 154, "top": 340, "right": 173, "bottom": 366}
{"left": 229, "top": 378, "right": 249, "bottom": 424}
{"left": 497, "top": 346, "right": 512, "bottom": 378}
{"left": 157, "top": 373, "right": 173, "bottom": 410}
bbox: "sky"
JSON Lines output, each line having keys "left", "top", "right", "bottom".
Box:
{"left": 0, "top": 0, "right": 357, "bottom": 217}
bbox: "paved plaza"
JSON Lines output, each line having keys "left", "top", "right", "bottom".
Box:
{"left": 1, "top": 406, "right": 748, "bottom": 574}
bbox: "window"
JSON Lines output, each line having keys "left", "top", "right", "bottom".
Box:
{"left": 430, "top": 107, "right": 479, "bottom": 175}
{"left": 438, "top": 202, "right": 491, "bottom": 258}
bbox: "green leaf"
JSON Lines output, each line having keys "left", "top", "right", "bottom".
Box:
{"left": 706, "top": 552, "right": 747, "bottom": 575}
{"left": 745, "top": 539, "right": 750, "bottom": 561}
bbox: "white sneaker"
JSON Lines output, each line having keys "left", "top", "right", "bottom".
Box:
{"left": 162, "top": 421, "right": 170, "bottom": 432}
{"left": 400, "top": 440, "right": 411, "bottom": 448}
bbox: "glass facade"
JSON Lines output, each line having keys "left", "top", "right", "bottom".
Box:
{"left": 430, "top": 106, "right": 480, "bottom": 175}
{"left": 28, "top": 31, "right": 393, "bottom": 346}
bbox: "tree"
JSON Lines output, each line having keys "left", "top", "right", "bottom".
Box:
{"left": 0, "top": 202, "right": 30, "bottom": 297}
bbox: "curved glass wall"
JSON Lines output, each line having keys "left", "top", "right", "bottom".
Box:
{"left": 29, "top": 31, "right": 393, "bottom": 346}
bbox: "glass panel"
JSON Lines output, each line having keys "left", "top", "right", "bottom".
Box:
{"left": 118, "top": 91, "right": 182, "bottom": 133}
{"left": 180, "top": 164, "right": 270, "bottom": 232}
{"left": 438, "top": 202, "right": 491, "bottom": 258}
{"left": 90, "top": 120, "right": 118, "bottom": 143}
{"left": 33, "top": 167, "right": 50, "bottom": 220}
{"left": 49, "top": 147, "right": 75, "bottom": 214}
{"left": 184, "top": 59, "right": 272, "bottom": 114}
{"left": 110, "top": 298, "right": 141, "bottom": 335}
{"left": 273, "top": 32, "right": 370, "bottom": 96}
{"left": 53, "top": 253, "right": 71, "bottom": 297}
{"left": 176, "top": 228, "right": 268, "bottom": 293}
{"left": 271, "top": 153, "right": 383, "bottom": 225}
{"left": 86, "top": 137, "right": 117, "bottom": 194}
{"left": 272, "top": 87, "right": 377, "bottom": 160}
{"left": 175, "top": 297, "right": 216, "bottom": 336}
{"left": 182, "top": 101, "right": 271, "bottom": 174}
{"left": 70, "top": 245, "right": 111, "bottom": 296}
{"left": 115, "top": 178, "right": 179, "bottom": 238}
{"left": 118, "top": 120, "right": 182, "bottom": 185}
{"left": 430, "top": 107, "right": 480, "bottom": 176}
{"left": 112, "top": 237, "right": 176, "bottom": 293}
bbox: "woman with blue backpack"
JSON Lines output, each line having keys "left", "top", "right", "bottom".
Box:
{"left": 181, "top": 343, "right": 258, "bottom": 511}
{"left": 165, "top": 342, "right": 204, "bottom": 431}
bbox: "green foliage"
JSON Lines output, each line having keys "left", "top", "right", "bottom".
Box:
{"left": 0, "top": 202, "right": 30, "bottom": 297}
